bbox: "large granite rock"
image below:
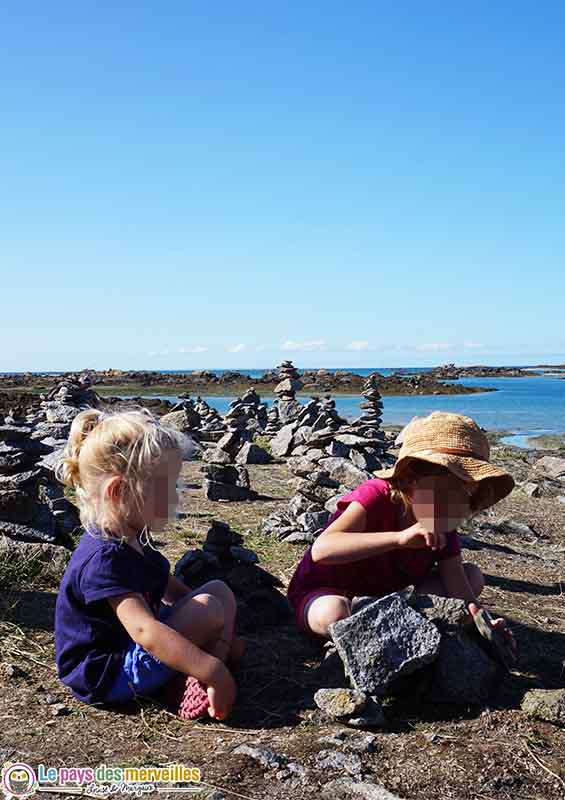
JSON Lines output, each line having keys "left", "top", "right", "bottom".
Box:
{"left": 329, "top": 593, "right": 441, "bottom": 695}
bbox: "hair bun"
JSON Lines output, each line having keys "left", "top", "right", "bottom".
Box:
{"left": 56, "top": 409, "right": 104, "bottom": 487}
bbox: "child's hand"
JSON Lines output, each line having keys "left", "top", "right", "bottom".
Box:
{"left": 398, "top": 522, "right": 447, "bottom": 551}
{"left": 207, "top": 662, "right": 237, "bottom": 721}
{"left": 468, "top": 602, "right": 518, "bottom": 658}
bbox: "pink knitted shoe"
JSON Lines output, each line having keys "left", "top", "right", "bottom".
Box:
{"left": 176, "top": 676, "right": 210, "bottom": 721}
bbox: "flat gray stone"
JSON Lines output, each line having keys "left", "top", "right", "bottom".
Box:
{"left": 329, "top": 593, "right": 441, "bottom": 694}
{"left": 297, "top": 510, "right": 330, "bottom": 533}
{"left": 521, "top": 688, "right": 565, "bottom": 726}
{"left": 322, "top": 779, "right": 404, "bottom": 800}
{"left": 318, "top": 457, "right": 371, "bottom": 490}
{"left": 235, "top": 442, "right": 272, "bottom": 465}
{"left": 271, "top": 422, "right": 298, "bottom": 457}
{"left": 314, "top": 750, "right": 362, "bottom": 778}
{"left": 234, "top": 744, "right": 283, "bottom": 769}
{"left": 314, "top": 688, "right": 367, "bottom": 719}
{"left": 534, "top": 456, "right": 565, "bottom": 480}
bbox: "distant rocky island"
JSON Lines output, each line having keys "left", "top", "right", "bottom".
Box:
{"left": 0, "top": 364, "right": 506, "bottom": 408}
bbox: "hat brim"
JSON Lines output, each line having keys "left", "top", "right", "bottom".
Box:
{"left": 374, "top": 452, "right": 515, "bottom": 511}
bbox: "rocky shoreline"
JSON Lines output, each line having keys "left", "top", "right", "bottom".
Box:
{"left": 0, "top": 364, "right": 501, "bottom": 400}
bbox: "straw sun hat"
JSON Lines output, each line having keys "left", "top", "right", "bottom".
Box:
{"left": 374, "top": 411, "right": 515, "bottom": 511}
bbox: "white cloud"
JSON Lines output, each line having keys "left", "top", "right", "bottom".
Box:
{"left": 346, "top": 340, "right": 370, "bottom": 351}
{"left": 148, "top": 349, "right": 170, "bottom": 357}
{"left": 255, "top": 344, "right": 267, "bottom": 352}
{"left": 415, "top": 343, "right": 452, "bottom": 352}
{"left": 227, "top": 343, "right": 246, "bottom": 353}
{"left": 282, "top": 339, "right": 327, "bottom": 352}
{"left": 463, "top": 342, "right": 485, "bottom": 349}
{"left": 179, "top": 345, "right": 209, "bottom": 354}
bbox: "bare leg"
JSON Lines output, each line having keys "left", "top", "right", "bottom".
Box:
{"left": 166, "top": 580, "right": 242, "bottom": 664}
{"left": 165, "top": 590, "right": 224, "bottom": 652}
{"left": 303, "top": 593, "right": 352, "bottom": 638}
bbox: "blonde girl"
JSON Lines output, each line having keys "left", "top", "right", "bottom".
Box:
{"left": 55, "top": 408, "right": 242, "bottom": 720}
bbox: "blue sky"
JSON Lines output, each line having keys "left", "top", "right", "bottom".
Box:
{"left": 1, "top": 2, "right": 564, "bottom": 372}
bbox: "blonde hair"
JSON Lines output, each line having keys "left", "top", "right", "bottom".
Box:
{"left": 388, "top": 458, "right": 478, "bottom": 519}
{"left": 57, "top": 408, "right": 189, "bottom": 539}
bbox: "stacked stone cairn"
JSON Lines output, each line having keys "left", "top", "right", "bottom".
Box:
{"left": 263, "top": 381, "right": 395, "bottom": 542}
{"left": 224, "top": 388, "right": 268, "bottom": 436}
{"left": 274, "top": 361, "right": 304, "bottom": 425}
{"left": 0, "top": 379, "right": 92, "bottom": 572}
{"left": 264, "top": 403, "right": 280, "bottom": 436}
{"left": 174, "top": 519, "right": 290, "bottom": 631}
{"left": 193, "top": 397, "right": 228, "bottom": 443}
{"left": 262, "top": 438, "right": 373, "bottom": 543}
{"left": 160, "top": 399, "right": 202, "bottom": 436}
{"left": 313, "top": 589, "right": 507, "bottom": 728}
{"left": 200, "top": 390, "right": 272, "bottom": 495}
{"left": 201, "top": 454, "right": 256, "bottom": 501}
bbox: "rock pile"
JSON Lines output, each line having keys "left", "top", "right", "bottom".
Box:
{"left": 174, "top": 520, "right": 290, "bottom": 631}
{"left": 201, "top": 462, "right": 256, "bottom": 501}
{"left": 203, "top": 428, "right": 272, "bottom": 467}
{"left": 262, "top": 387, "right": 395, "bottom": 542}
{"left": 193, "top": 398, "right": 228, "bottom": 443}
{"left": 274, "top": 361, "right": 303, "bottom": 425}
{"left": 270, "top": 395, "right": 346, "bottom": 458}
{"left": 350, "top": 375, "right": 385, "bottom": 441}
{"left": 264, "top": 403, "right": 280, "bottom": 436}
{"left": 262, "top": 449, "right": 371, "bottom": 543}
{"left": 0, "top": 378, "right": 88, "bottom": 550}
{"left": 313, "top": 589, "right": 504, "bottom": 727}
{"left": 224, "top": 388, "right": 268, "bottom": 435}
{"left": 160, "top": 399, "right": 202, "bottom": 434}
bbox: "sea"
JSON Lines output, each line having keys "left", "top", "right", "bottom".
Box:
{"left": 103, "top": 366, "right": 565, "bottom": 450}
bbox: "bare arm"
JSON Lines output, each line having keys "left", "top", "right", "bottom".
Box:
{"left": 311, "top": 502, "right": 403, "bottom": 565}
{"left": 438, "top": 554, "right": 479, "bottom": 604}
{"left": 107, "top": 593, "right": 225, "bottom": 686}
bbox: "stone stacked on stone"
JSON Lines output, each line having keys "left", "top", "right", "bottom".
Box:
{"left": 350, "top": 375, "right": 385, "bottom": 439}
{"left": 270, "top": 395, "right": 343, "bottom": 458}
{"left": 274, "top": 360, "right": 304, "bottom": 425}
{"left": 27, "top": 376, "right": 100, "bottom": 450}
{"left": 323, "top": 590, "right": 501, "bottom": 710}
{"left": 161, "top": 399, "right": 202, "bottom": 433}
{"left": 224, "top": 388, "right": 268, "bottom": 435}
{"left": 203, "top": 424, "right": 272, "bottom": 467}
{"left": 192, "top": 397, "right": 227, "bottom": 443}
{"left": 201, "top": 462, "right": 256, "bottom": 501}
{"left": 174, "top": 520, "right": 290, "bottom": 631}
{"left": 262, "top": 449, "right": 372, "bottom": 543}
{"left": 264, "top": 404, "right": 280, "bottom": 436}
{"left": 0, "top": 421, "right": 80, "bottom": 548}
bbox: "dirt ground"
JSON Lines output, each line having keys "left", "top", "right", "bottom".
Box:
{"left": 1, "top": 442, "right": 564, "bottom": 800}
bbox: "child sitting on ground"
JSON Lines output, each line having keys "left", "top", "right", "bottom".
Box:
{"left": 288, "top": 411, "right": 517, "bottom": 650}
{"left": 55, "top": 408, "right": 242, "bottom": 720}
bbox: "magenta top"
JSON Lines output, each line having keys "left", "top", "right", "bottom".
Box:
{"left": 287, "top": 478, "right": 461, "bottom": 610}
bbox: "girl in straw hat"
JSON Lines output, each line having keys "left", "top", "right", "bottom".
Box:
{"left": 287, "top": 411, "right": 516, "bottom": 649}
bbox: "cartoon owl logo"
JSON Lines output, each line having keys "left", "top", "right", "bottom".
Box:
{"left": 1, "top": 763, "right": 37, "bottom": 799}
